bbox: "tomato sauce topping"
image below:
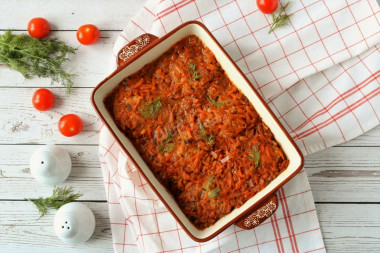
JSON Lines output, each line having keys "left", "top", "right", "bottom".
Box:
{"left": 106, "top": 35, "right": 289, "bottom": 229}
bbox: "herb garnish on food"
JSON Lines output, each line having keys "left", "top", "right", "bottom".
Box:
{"left": 0, "top": 30, "right": 76, "bottom": 93}
{"left": 204, "top": 175, "right": 215, "bottom": 191}
{"left": 208, "top": 187, "right": 219, "bottom": 198}
{"left": 157, "top": 130, "right": 175, "bottom": 154}
{"left": 140, "top": 96, "right": 162, "bottom": 119}
{"left": 189, "top": 62, "right": 202, "bottom": 81}
{"left": 268, "top": 2, "right": 292, "bottom": 34}
{"left": 204, "top": 175, "right": 219, "bottom": 198}
{"left": 25, "top": 186, "right": 82, "bottom": 219}
{"left": 198, "top": 122, "right": 215, "bottom": 146}
{"left": 207, "top": 96, "right": 230, "bottom": 108}
{"left": 248, "top": 145, "right": 261, "bottom": 169}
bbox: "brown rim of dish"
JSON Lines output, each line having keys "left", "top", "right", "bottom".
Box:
{"left": 91, "top": 21, "right": 304, "bottom": 242}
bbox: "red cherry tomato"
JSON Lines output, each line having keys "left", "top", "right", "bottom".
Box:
{"left": 32, "top": 88, "right": 54, "bottom": 111}
{"left": 58, "top": 114, "right": 83, "bottom": 137}
{"left": 27, "top": 17, "right": 50, "bottom": 38}
{"left": 76, "top": 24, "right": 100, "bottom": 45}
{"left": 257, "top": 0, "right": 278, "bottom": 14}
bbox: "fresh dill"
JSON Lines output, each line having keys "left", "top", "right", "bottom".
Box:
{"left": 204, "top": 175, "right": 219, "bottom": 198}
{"left": 140, "top": 96, "right": 162, "bottom": 119}
{"left": 268, "top": 2, "right": 292, "bottom": 34}
{"left": 198, "top": 122, "right": 215, "bottom": 146}
{"left": 248, "top": 145, "right": 261, "bottom": 169}
{"left": 157, "top": 130, "right": 175, "bottom": 154}
{"left": 204, "top": 175, "right": 216, "bottom": 191}
{"left": 189, "top": 62, "right": 202, "bottom": 81}
{"left": 207, "top": 96, "right": 230, "bottom": 108}
{"left": 0, "top": 30, "right": 76, "bottom": 93}
{"left": 208, "top": 187, "right": 219, "bottom": 198}
{"left": 25, "top": 186, "right": 82, "bottom": 219}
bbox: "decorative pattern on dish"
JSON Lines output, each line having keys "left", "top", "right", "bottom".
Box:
{"left": 119, "top": 35, "right": 150, "bottom": 62}
{"left": 243, "top": 201, "right": 277, "bottom": 228}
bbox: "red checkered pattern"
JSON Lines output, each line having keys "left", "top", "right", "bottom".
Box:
{"left": 99, "top": 127, "right": 325, "bottom": 253}
{"left": 268, "top": 44, "right": 380, "bottom": 154}
{"left": 113, "top": 0, "right": 380, "bottom": 154}
{"left": 101, "top": 0, "right": 380, "bottom": 252}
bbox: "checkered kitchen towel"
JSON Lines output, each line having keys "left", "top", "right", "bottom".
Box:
{"left": 99, "top": 0, "right": 380, "bottom": 252}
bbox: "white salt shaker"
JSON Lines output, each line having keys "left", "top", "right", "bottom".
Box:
{"left": 54, "top": 202, "right": 96, "bottom": 244}
{"left": 30, "top": 144, "right": 71, "bottom": 185}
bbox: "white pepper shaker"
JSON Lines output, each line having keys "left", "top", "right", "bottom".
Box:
{"left": 30, "top": 144, "right": 71, "bottom": 185}
{"left": 54, "top": 202, "right": 96, "bottom": 244}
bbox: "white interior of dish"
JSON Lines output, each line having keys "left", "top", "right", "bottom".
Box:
{"left": 93, "top": 23, "right": 303, "bottom": 240}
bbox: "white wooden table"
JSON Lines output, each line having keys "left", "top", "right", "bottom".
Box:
{"left": 1, "top": 1, "right": 379, "bottom": 252}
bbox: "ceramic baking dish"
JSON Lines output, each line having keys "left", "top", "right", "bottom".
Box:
{"left": 91, "top": 21, "right": 304, "bottom": 242}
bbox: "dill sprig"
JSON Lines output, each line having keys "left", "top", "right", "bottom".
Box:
{"left": 207, "top": 96, "right": 230, "bottom": 108}
{"left": 25, "top": 186, "right": 83, "bottom": 219}
{"left": 204, "top": 175, "right": 219, "bottom": 198}
{"left": 189, "top": 62, "right": 202, "bottom": 81}
{"left": 140, "top": 96, "right": 162, "bottom": 119}
{"left": 198, "top": 122, "right": 215, "bottom": 146}
{"left": 157, "top": 130, "right": 175, "bottom": 154}
{"left": 204, "top": 175, "right": 216, "bottom": 191}
{"left": 208, "top": 187, "right": 219, "bottom": 198}
{"left": 0, "top": 30, "right": 76, "bottom": 93}
{"left": 268, "top": 2, "right": 292, "bottom": 34}
{"left": 248, "top": 145, "right": 261, "bottom": 169}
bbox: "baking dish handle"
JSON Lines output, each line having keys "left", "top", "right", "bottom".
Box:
{"left": 235, "top": 194, "right": 278, "bottom": 230}
{"left": 116, "top": 33, "right": 159, "bottom": 69}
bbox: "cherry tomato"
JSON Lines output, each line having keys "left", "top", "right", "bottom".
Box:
{"left": 32, "top": 88, "right": 54, "bottom": 111}
{"left": 257, "top": 0, "right": 278, "bottom": 14}
{"left": 76, "top": 24, "right": 100, "bottom": 45}
{"left": 27, "top": 17, "right": 50, "bottom": 38}
{"left": 58, "top": 114, "right": 83, "bottom": 137}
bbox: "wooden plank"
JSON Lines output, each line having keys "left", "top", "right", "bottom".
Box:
{"left": 337, "top": 124, "right": 380, "bottom": 147}
{"left": 0, "top": 201, "right": 113, "bottom": 252}
{"left": 0, "top": 0, "right": 147, "bottom": 30}
{"left": 0, "top": 145, "right": 107, "bottom": 201}
{"left": 0, "top": 88, "right": 100, "bottom": 145}
{"left": 305, "top": 146, "right": 380, "bottom": 202}
{"left": 0, "top": 1, "right": 379, "bottom": 251}
{"left": 0, "top": 31, "right": 120, "bottom": 88}
{"left": 1, "top": 201, "right": 380, "bottom": 253}
{"left": 316, "top": 204, "right": 380, "bottom": 252}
